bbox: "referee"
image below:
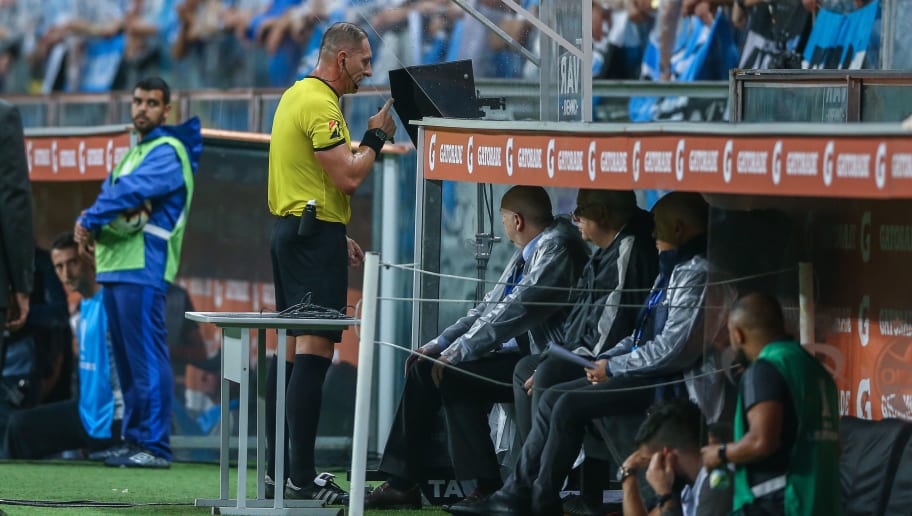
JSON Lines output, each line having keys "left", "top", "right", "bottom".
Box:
{"left": 265, "top": 22, "right": 396, "bottom": 505}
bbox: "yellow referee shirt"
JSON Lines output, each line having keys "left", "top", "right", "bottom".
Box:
{"left": 268, "top": 77, "right": 352, "bottom": 223}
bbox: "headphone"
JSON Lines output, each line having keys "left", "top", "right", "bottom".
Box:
{"left": 341, "top": 56, "right": 359, "bottom": 92}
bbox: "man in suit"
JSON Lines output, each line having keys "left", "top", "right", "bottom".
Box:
{"left": 366, "top": 185, "right": 590, "bottom": 509}
{"left": 0, "top": 99, "right": 35, "bottom": 361}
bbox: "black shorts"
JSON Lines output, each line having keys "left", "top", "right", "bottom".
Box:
{"left": 270, "top": 215, "right": 348, "bottom": 341}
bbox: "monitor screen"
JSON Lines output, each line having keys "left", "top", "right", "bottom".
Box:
{"left": 388, "top": 60, "right": 482, "bottom": 145}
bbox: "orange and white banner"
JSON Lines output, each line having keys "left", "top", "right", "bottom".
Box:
{"left": 423, "top": 128, "right": 912, "bottom": 198}
{"left": 25, "top": 131, "right": 132, "bottom": 182}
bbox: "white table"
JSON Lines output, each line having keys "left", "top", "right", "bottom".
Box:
{"left": 185, "top": 312, "right": 359, "bottom": 516}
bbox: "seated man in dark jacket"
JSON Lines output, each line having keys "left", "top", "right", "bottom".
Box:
{"left": 512, "top": 189, "right": 658, "bottom": 444}
{"left": 365, "top": 185, "right": 589, "bottom": 509}
{"left": 455, "top": 192, "right": 731, "bottom": 516}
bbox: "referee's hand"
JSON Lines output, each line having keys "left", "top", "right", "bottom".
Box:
{"left": 367, "top": 98, "right": 396, "bottom": 141}
{"left": 346, "top": 236, "right": 364, "bottom": 267}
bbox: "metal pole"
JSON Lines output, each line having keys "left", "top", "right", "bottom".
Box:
{"left": 881, "top": 0, "right": 894, "bottom": 69}
{"left": 798, "top": 262, "right": 815, "bottom": 345}
{"left": 349, "top": 252, "right": 380, "bottom": 516}
{"left": 377, "top": 156, "right": 399, "bottom": 450}
{"left": 582, "top": 0, "right": 593, "bottom": 122}
{"left": 274, "top": 328, "right": 286, "bottom": 508}
{"left": 476, "top": 185, "right": 487, "bottom": 302}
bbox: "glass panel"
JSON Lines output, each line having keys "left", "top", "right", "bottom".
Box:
{"left": 705, "top": 196, "right": 912, "bottom": 423}
{"left": 436, "top": 183, "right": 579, "bottom": 330}
{"left": 14, "top": 103, "right": 48, "bottom": 128}
{"left": 861, "top": 85, "right": 912, "bottom": 122}
{"left": 742, "top": 84, "right": 847, "bottom": 122}
{"left": 887, "top": 0, "right": 912, "bottom": 70}
{"left": 188, "top": 99, "right": 250, "bottom": 131}
{"left": 58, "top": 103, "right": 110, "bottom": 127}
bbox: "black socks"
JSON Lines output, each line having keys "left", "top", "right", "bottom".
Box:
{"left": 266, "top": 355, "right": 294, "bottom": 480}
{"left": 286, "top": 353, "right": 331, "bottom": 484}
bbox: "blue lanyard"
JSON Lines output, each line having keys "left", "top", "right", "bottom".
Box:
{"left": 633, "top": 286, "right": 665, "bottom": 349}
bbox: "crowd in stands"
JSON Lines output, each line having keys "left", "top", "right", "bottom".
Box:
{"left": 0, "top": 0, "right": 897, "bottom": 95}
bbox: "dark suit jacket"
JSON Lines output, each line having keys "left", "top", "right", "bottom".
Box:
{"left": 0, "top": 99, "right": 34, "bottom": 309}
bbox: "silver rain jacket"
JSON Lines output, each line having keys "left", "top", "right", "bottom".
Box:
{"left": 438, "top": 217, "right": 589, "bottom": 365}
{"left": 599, "top": 249, "right": 735, "bottom": 422}
{"left": 555, "top": 208, "right": 658, "bottom": 358}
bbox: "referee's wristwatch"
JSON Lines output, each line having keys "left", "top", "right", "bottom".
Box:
{"left": 366, "top": 127, "right": 388, "bottom": 141}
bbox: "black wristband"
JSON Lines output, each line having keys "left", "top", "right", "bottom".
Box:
{"left": 655, "top": 493, "right": 674, "bottom": 506}
{"left": 360, "top": 129, "right": 385, "bottom": 157}
{"left": 718, "top": 443, "right": 728, "bottom": 464}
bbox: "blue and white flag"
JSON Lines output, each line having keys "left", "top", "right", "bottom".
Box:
{"left": 630, "top": 12, "right": 738, "bottom": 122}
{"left": 802, "top": 0, "right": 879, "bottom": 69}
{"left": 81, "top": 34, "right": 125, "bottom": 92}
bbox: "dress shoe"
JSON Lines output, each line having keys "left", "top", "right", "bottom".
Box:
{"left": 442, "top": 485, "right": 497, "bottom": 513}
{"left": 447, "top": 490, "right": 529, "bottom": 515}
{"left": 363, "top": 481, "right": 421, "bottom": 510}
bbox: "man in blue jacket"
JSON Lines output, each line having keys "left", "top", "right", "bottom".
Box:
{"left": 5, "top": 233, "right": 123, "bottom": 460}
{"left": 75, "top": 77, "right": 202, "bottom": 468}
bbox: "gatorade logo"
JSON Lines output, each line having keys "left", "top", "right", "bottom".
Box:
{"left": 772, "top": 141, "right": 783, "bottom": 185}
{"left": 632, "top": 140, "right": 641, "bottom": 182}
{"left": 587, "top": 141, "right": 597, "bottom": 182}
{"left": 467, "top": 136, "right": 474, "bottom": 174}
{"left": 860, "top": 211, "right": 871, "bottom": 264}
{"left": 875, "top": 142, "right": 887, "bottom": 190}
{"left": 675, "top": 139, "right": 685, "bottom": 181}
{"left": 51, "top": 140, "right": 59, "bottom": 174}
{"left": 858, "top": 295, "right": 870, "bottom": 347}
{"left": 506, "top": 137, "right": 514, "bottom": 177}
{"left": 823, "top": 141, "right": 835, "bottom": 187}
{"left": 546, "top": 139, "right": 555, "bottom": 178}
{"left": 857, "top": 377, "right": 872, "bottom": 419}
{"left": 106, "top": 139, "right": 114, "bottom": 170}
{"left": 78, "top": 141, "right": 86, "bottom": 175}
{"left": 428, "top": 133, "right": 437, "bottom": 171}
{"left": 722, "top": 140, "right": 733, "bottom": 184}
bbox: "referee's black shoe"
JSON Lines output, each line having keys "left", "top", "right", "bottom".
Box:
{"left": 285, "top": 473, "right": 350, "bottom": 505}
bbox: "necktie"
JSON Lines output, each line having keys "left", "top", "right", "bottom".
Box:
{"left": 504, "top": 256, "right": 525, "bottom": 297}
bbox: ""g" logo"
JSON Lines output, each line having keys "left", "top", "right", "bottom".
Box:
{"left": 632, "top": 141, "right": 641, "bottom": 182}
{"left": 859, "top": 211, "right": 871, "bottom": 264}
{"left": 51, "top": 140, "right": 59, "bottom": 174}
{"left": 823, "top": 141, "right": 835, "bottom": 187}
{"left": 546, "top": 139, "right": 555, "bottom": 178}
{"left": 506, "top": 137, "right": 514, "bottom": 177}
{"left": 857, "top": 294, "right": 870, "bottom": 347}
{"left": 875, "top": 142, "right": 887, "bottom": 190}
{"left": 428, "top": 133, "right": 437, "bottom": 171}
{"left": 467, "top": 136, "right": 474, "bottom": 175}
{"left": 78, "top": 141, "right": 86, "bottom": 175}
{"left": 588, "top": 141, "right": 597, "bottom": 182}
{"left": 106, "top": 139, "right": 114, "bottom": 171}
{"left": 772, "top": 140, "right": 782, "bottom": 185}
{"left": 723, "top": 140, "right": 733, "bottom": 184}
{"left": 675, "top": 139, "right": 685, "bottom": 181}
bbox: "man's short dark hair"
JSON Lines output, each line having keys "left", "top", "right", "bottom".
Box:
{"left": 730, "top": 292, "right": 786, "bottom": 336}
{"left": 501, "top": 185, "right": 554, "bottom": 228}
{"left": 634, "top": 398, "right": 705, "bottom": 451}
{"left": 575, "top": 189, "right": 637, "bottom": 230}
{"left": 134, "top": 77, "right": 171, "bottom": 105}
{"left": 320, "top": 22, "right": 368, "bottom": 57}
{"left": 51, "top": 232, "right": 78, "bottom": 252}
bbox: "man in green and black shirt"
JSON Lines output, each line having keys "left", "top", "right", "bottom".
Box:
{"left": 702, "top": 293, "right": 842, "bottom": 516}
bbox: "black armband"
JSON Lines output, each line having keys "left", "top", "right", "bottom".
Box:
{"left": 360, "top": 128, "right": 386, "bottom": 157}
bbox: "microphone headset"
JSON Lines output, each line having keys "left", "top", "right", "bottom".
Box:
{"left": 342, "top": 57, "right": 359, "bottom": 92}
